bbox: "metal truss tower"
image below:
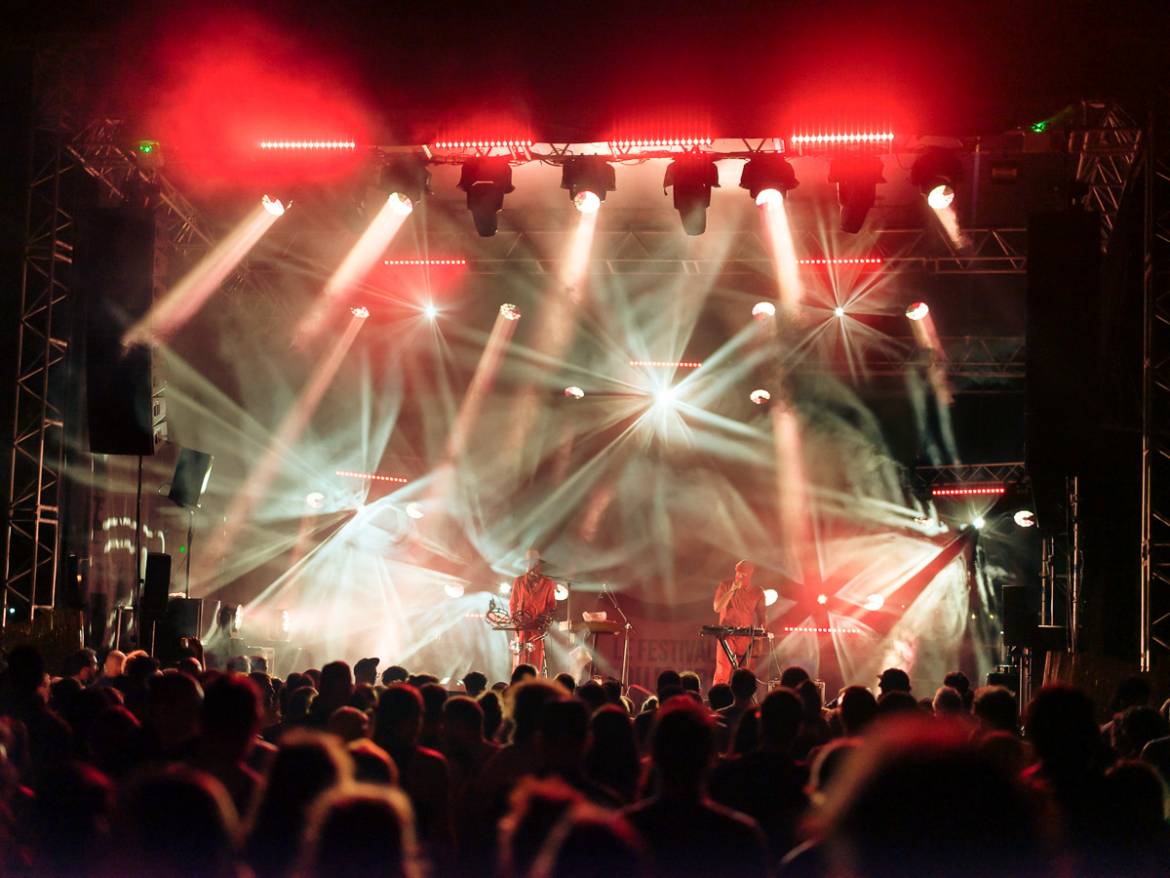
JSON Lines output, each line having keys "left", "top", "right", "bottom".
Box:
{"left": 1140, "top": 98, "right": 1170, "bottom": 667}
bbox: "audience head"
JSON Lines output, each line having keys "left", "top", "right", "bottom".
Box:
{"left": 200, "top": 673, "right": 260, "bottom": 759}
{"left": 1109, "top": 675, "right": 1152, "bottom": 714}
{"left": 877, "top": 667, "right": 911, "bottom": 695}
{"left": 103, "top": 649, "right": 127, "bottom": 678}
{"left": 554, "top": 672, "right": 576, "bottom": 694}
{"left": 113, "top": 766, "right": 240, "bottom": 878}
{"left": 931, "top": 685, "right": 964, "bottom": 717}
{"left": 302, "top": 784, "right": 419, "bottom": 878}
{"left": 575, "top": 680, "right": 606, "bottom": 713}
{"left": 381, "top": 665, "right": 409, "bottom": 686}
{"left": 509, "top": 680, "right": 566, "bottom": 745}
{"left": 374, "top": 684, "right": 424, "bottom": 747}
{"left": 707, "top": 683, "right": 733, "bottom": 712}
{"left": 443, "top": 695, "right": 485, "bottom": 748}
{"left": 1114, "top": 705, "right": 1169, "bottom": 758}
{"left": 839, "top": 685, "right": 879, "bottom": 735}
{"left": 759, "top": 687, "right": 803, "bottom": 752}
{"left": 419, "top": 682, "right": 448, "bottom": 723}
{"left": 532, "top": 807, "right": 649, "bottom": 878}
{"left": 462, "top": 670, "right": 488, "bottom": 697}
{"left": 538, "top": 698, "right": 589, "bottom": 766}
{"left": 511, "top": 663, "right": 538, "bottom": 685}
{"left": 943, "top": 670, "right": 971, "bottom": 696}
{"left": 147, "top": 670, "right": 203, "bottom": 750}
{"left": 679, "top": 671, "right": 701, "bottom": 693}
{"left": 348, "top": 738, "right": 399, "bottom": 785}
{"left": 349, "top": 683, "right": 377, "bottom": 713}
{"left": 807, "top": 737, "right": 860, "bottom": 808}
{"left": 655, "top": 670, "right": 682, "bottom": 700}
{"left": 478, "top": 690, "right": 504, "bottom": 740}
{"left": 730, "top": 668, "right": 758, "bottom": 702}
{"left": 500, "top": 777, "right": 584, "bottom": 878}
{"left": 972, "top": 685, "right": 1018, "bottom": 734}
{"left": 64, "top": 648, "right": 99, "bottom": 684}
{"left": 319, "top": 661, "right": 354, "bottom": 702}
{"left": 328, "top": 705, "right": 371, "bottom": 742}
{"left": 29, "top": 761, "right": 113, "bottom": 874}
{"left": 1024, "top": 684, "right": 1103, "bottom": 773}
{"left": 651, "top": 697, "right": 714, "bottom": 792}
{"left": 876, "top": 691, "right": 919, "bottom": 719}
{"left": 780, "top": 665, "right": 811, "bottom": 689}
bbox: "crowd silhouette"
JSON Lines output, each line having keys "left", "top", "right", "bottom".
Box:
{"left": 1, "top": 643, "right": 1168, "bottom": 876}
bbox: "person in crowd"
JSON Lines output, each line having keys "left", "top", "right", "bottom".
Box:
{"left": 372, "top": 683, "right": 453, "bottom": 857}
{"left": 97, "top": 648, "right": 126, "bottom": 686}
{"left": 680, "top": 671, "right": 702, "bottom": 695}
{"left": 1, "top": 645, "right": 74, "bottom": 785}
{"left": 300, "top": 784, "right": 421, "bottom": 878}
{"left": 382, "top": 665, "right": 409, "bottom": 686}
{"left": 499, "top": 777, "right": 583, "bottom": 878}
{"left": 305, "top": 661, "right": 354, "bottom": 729}
{"left": 710, "top": 687, "right": 808, "bottom": 858}
{"left": 531, "top": 805, "right": 650, "bottom": 878}
{"left": 779, "top": 665, "right": 811, "bottom": 689}
{"left": 792, "top": 679, "right": 831, "bottom": 759}
{"left": 837, "top": 685, "right": 878, "bottom": 736}
{"left": 972, "top": 684, "right": 1019, "bottom": 734}
{"left": 328, "top": 705, "right": 371, "bottom": 742}
{"left": 246, "top": 730, "right": 352, "bottom": 878}
{"left": 707, "top": 682, "right": 733, "bottom": 712}
{"left": 443, "top": 695, "right": 499, "bottom": 798}
{"left": 554, "top": 672, "right": 576, "bottom": 694}
{"left": 189, "top": 672, "right": 264, "bottom": 818}
{"left": 718, "top": 668, "right": 759, "bottom": 750}
{"left": 511, "top": 663, "right": 538, "bottom": 685}
{"left": 478, "top": 689, "right": 504, "bottom": 741}
{"left": 25, "top": 761, "right": 113, "bottom": 877}
{"left": 418, "top": 682, "right": 448, "bottom": 750}
{"left": 353, "top": 656, "right": 380, "bottom": 687}
{"left": 144, "top": 670, "right": 203, "bottom": 762}
{"left": 623, "top": 697, "right": 769, "bottom": 878}
{"left": 943, "top": 669, "right": 973, "bottom": 710}
{"left": 931, "top": 684, "right": 966, "bottom": 718}
{"left": 584, "top": 704, "right": 640, "bottom": 803}
{"left": 875, "top": 690, "right": 919, "bottom": 718}
{"left": 462, "top": 670, "right": 488, "bottom": 697}
{"left": 877, "top": 667, "right": 912, "bottom": 696}
{"left": 64, "top": 648, "right": 100, "bottom": 686}
{"left": 348, "top": 737, "right": 399, "bottom": 784}
{"left": 575, "top": 679, "right": 606, "bottom": 713}
{"left": 537, "top": 698, "right": 620, "bottom": 804}
{"left": 634, "top": 670, "right": 685, "bottom": 748}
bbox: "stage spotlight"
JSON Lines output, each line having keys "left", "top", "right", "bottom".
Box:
{"left": 423, "top": 304, "right": 439, "bottom": 320}
{"left": 499, "top": 303, "right": 522, "bottom": 321}
{"left": 750, "top": 389, "right": 771, "bottom": 405}
{"left": 864, "top": 594, "right": 884, "bottom": 611}
{"left": 405, "top": 502, "right": 424, "bottom": 519}
{"left": 457, "top": 157, "right": 515, "bottom": 236}
{"left": 833, "top": 306, "right": 845, "bottom": 318}
{"left": 561, "top": 157, "right": 615, "bottom": 212}
{"left": 816, "top": 594, "right": 828, "bottom": 605}
{"left": 262, "top": 195, "right": 286, "bottom": 217}
{"left": 664, "top": 157, "right": 720, "bottom": 235}
{"left": 654, "top": 386, "right": 678, "bottom": 408}
{"left": 350, "top": 305, "right": 370, "bottom": 319}
{"left": 827, "top": 156, "right": 885, "bottom": 234}
{"left": 972, "top": 516, "right": 986, "bottom": 530}
{"left": 305, "top": 491, "right": 325, "bottom": 509}
{"left": 554, "top": 583, "right": 569, "bottom": 601}
{"left": 905, "top": 301, "right": 930, "bottom": 321}
{"left": 387, "top": 192, "right": 414, "bottom": 217}
{"left": 498, "top": 581, "right": 512, "bottom": 595}
{"left": 739, "top": 155, "right": 799, "bottom": 205}
{"left": 444, "top": 583, "right": 466, "bottom": 599}
{"left": 1014, "top": 510, "right": 1036, "bottom": 528}
{"left": 763, "top": 588, "right": 778, "bottom": 607}
{"left": 380, "top": 154, "right": 431, "bottom": 210}
{"left": 911, "top": 148, "right": 963, "bottom": 210}
{"left": 564, "top": 386, "right": 585, "bottom": 400}
{"left": 752, "top": 301, "right": 776, "bottom": 319}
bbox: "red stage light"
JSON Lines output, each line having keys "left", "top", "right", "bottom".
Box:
{"left": 258, "top": 140, "right": 357, "bottom": 150}
{"left": 797, "top": 257, "right": 883, "bottom": 266}
{"left": 382, "top": 259, "right": 468, "bottom": 266}
{"left": 433, "top": 140, "right": 534, "bottom": 149}
{"left": 629, "top": 360, "right": 703, "bottom": 368}
{"left": 611, "top": 137, "right": 714, "bottom": 148}
{"left": 781, "top": 625, "right": 863, "bottom": 635}
{"left": 790, "top": 131, "right": 895, "bottom": 150}
{"left": 930, "top": 485, "right": 1006, "bottom": 497}
{"left": 335, "top": 470, "right": 409, "bottom": 484}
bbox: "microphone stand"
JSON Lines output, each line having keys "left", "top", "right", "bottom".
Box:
{"left": 603, "top": 584, "right": 633, "bottom": 690}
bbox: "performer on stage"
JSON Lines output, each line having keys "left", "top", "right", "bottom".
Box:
{"left": 712, "top": 559, "right": 766, "bottom": 685}
{"left": 509, "top": 549, "right": 557, "bottom": 674}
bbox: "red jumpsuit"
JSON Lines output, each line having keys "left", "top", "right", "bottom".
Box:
{"left": 712, "top": 579, "right": 766, "bottom": 685}
{"left": 510, "top": 571, "right": 557, "bottom": 674}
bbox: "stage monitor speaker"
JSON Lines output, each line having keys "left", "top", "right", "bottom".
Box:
{"left": 1025, "top": 208, "right": 1102, "bottom": 479}
{"left": 141, "top": 553, "right": 172, "bottom": 621}
{"left": 155, "top": 597, "right": 204, "bottom": 665}
{"left": 168, "top": 448, "right": 214, "bottom": 508}
{"left": 1001, "top": 584, "right": 1039, "bottom": 647}
{"left": 82, "top": 207, "right": 158, "bottom": 455}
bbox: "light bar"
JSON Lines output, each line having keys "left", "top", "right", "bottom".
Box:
{"left": 335, "top": 470, "right": 409, "bottom": 484}
{"left": 629, "top": 360, "right": 703, "bottom": 368}
{"left": 797, "top": 257, "right": 884, "bottom": 266}
{"left": 790, "top": 131, "right": 895, "bottom": 147}
{"left": 612, "top": 137, "right": 714, "bottom": 148}
{"left": 433, "top": 140, "right": 533, "bottom": 149}
{"left": 259, "top": 140, "right": 356, "bottom": 150}
{"left": 931, "top": 485, "right": 1006, "bottom": 498}
{"left": 382, "top": 259, "right": 468, "bottom": 266}
{"left": 781, "top": 625, "right": 864, "bottom": 635}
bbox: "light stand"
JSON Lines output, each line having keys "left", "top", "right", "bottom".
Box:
{"left": 603, "top": 584, "right": 634, "bottom": 689}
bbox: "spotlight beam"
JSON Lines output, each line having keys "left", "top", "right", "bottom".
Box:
{"left": 124, "top": 199, "right": 282, "bottom": 345}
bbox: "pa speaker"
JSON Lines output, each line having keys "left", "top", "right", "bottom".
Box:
{"left": 141, "top": 552, "right": 172, "bottom": 621}
{"left": 82, "top": 207, "right": 158, "bottom": 455}
{"left": 168, "top": 448, "right": 214, "bottom": 508}
{"left": 1025, "top": 209, "right": 1102, "bottom": 478}
{"left": 1001, "top": 585, "right": 1039, "bottom": 647}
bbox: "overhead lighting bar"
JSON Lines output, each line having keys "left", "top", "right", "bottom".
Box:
{"left": 781, "top": 626, "right": 864, "bottom": 635}
{"left": 335, "top": 470, "right": 409, "bottom": 484}
{"left": 931, "top": 485, "right": 1006, "bottom": 497}
{"left": 259, "top": 140, "right": 357, "bottom": 150}
{"left": 383, "top": 259, "right": 467, "bottom": 266}
{"left": 612, "top": 137, "right": 713, "bottom": 148}
{"left": 629, "top": 360, "right": 703, "bottom": 368}
{"left": 797, "top": 257, "right": 883, "bottom": 266}
{"left": 433, "top": 139, "right": 534, "bottom": 149}
{"left": 790, "top": 131, "right": 894, "bottom": 149}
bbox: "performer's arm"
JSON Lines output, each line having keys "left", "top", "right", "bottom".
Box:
{"left": 509, "top": 577, "right": 522, "bottom": 615}
{"left": 755, "top": 592, "right": 768, "bottom": 629}
{"left": 714, "top": 581, "right": 737, "bottom": 615}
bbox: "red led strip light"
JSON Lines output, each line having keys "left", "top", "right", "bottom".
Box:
{"left": 781, "top": 626, "right": 864, "bottom": 635}
{"left": 790, "top": 132, "right": 894, "bottom": 147}
{"left": 433, "top": 140, "right": 533, "bottom": 148}
{"left": 611, "top": 137, "right": 714, "bottom": 148}
{"left": 930, "top": 485, "right": 1006, "bottom": 497}
{"left": 335, "top": 470, "right": 409, "bottom": 484}
{"left": 382, "top": 259, "right": 467, "bottom": 266}
{"left": 629, "top": 360, "right": 703, "bottom": 368}
{"left": 797, "top": 257, "right": 884, "bottom": 266}
{"left": 259, "top": 140, "right": 356, "bottom": 150}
